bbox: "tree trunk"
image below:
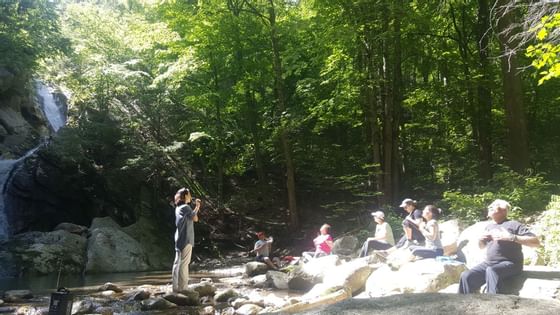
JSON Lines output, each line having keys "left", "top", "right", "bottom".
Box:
{"left": 476, "top": 0, "right": 493, "bottom": 179}
{"left": 268, "top": 0, "right": 299, "bottom": 228}
{"left": 391, "top": 0, "right": 403, "bottom": 202}
{"left": 495, "top": 0, "right": 530, "bottom": 172}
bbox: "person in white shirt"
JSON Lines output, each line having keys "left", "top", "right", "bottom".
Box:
{"left": 359, "top": 211, "right": 395, "bottom": 257}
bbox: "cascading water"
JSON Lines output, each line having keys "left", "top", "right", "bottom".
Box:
{"left": 0, "top": 81, "right": 66, "bottom": 241}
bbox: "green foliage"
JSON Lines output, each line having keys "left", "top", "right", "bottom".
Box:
{"left": 534, "top": 195, "right": 560, "bottom": 267}
{"left": 443, "top": 169, "right": 557, "bottom": 224}
{"left": 526, "top": 13, "right": 560, "bottom": 84}
{"left": 0, "top": 0, "right": 68, "bottom": 74}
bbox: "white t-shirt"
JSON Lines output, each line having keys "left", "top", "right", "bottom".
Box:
{"left": 254, "top": 239, "right": 270, "bottom": 257}
{"left": 375, "top": 222, "right": 395, "bottom": 245}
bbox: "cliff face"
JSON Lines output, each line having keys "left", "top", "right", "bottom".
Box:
{"left": 0, "top": 67, "right": 50, "bottom": 158}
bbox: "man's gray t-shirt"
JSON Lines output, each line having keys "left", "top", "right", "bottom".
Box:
{"left": 484, "top": 220, "right": 534, "bottom": 265}
{"left": 175, "top": 204, "right": 196, "bottom": 251}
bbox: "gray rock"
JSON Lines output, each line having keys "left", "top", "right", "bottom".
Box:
{"left": 288, "top": 255, "right": 340, "bottom": 291}
{"left": 232, "top": 297, "right": 249, "bottom": 308}
{"left": 3, "top": 230, "right": 87, "bottom": 275}
{"left": 331, "top": 236, "right": 358, "bottom": 256}
{"left": 439, "top": 220, "right": 462, "bottom": 255}
{"left": 214, "top": 288, "right": 239, "bottom": 302}
{"left": 93, "top": 306, "right": 113, "bottom": 315}
{"left": 250, "top": 274, "right": 268, "bottom": 288}
{"left": 235, "top": 303, "right": 263, "bottom": 315}
{"left": 245, "top": 262, "right": 269, "bottom": 277}
{"left": 300, "top": 293, "right": 560, "bottom": 315}
{"left": 122, "top": 218, "right": 174, "bottom": 270}
{"left": 500, "top": 265, "right": 560, "bottom": 300}
{"left": 221, "top": 306, "right": 235, "bottom": 315}
{"left": 364, "top": 259, "right": 466, "bottom": 297}
{"left": 190, "top": 281, "right": 217, "bottom": 297}
{"left": 125, "top": 290, "right": 151, "bottom": 301}
{"left": 98, "top": 283, "right": 123, "bottom": 293}
{"left": 140, "top": 297, "right": 177, "bottom": 311}
{"left": 54, "top": 223, "right": 88, "bottom": 236}
{"left": 323, "top": 260, "right": 375, "bottom": 294}
{"left": 267, "top": 270, "right": 289, "bottom": 290}
{"left": 456, "top": 221, "right": 491, "bottom": 268}
{"left": 0, "top": 299, "right": 3, "bottom": 306}
{"left": 200, "top": 305, "right": 215, "bottom": 315}
{"left": 163, "top": 291, "right": 199, "bottom": 306}
{"left": 3, "top": 290, "right": 33, "bottom": 302}
{"left": 71, "top": 300, "right": 95, "bottom": 314}
{"left": 85, "top": 227, "right": 150, "bottom": 273}
{"left": 89, "top": 217, "right": 122, "bottom": 230}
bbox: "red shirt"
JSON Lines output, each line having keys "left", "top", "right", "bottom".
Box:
{"left": 313, "top": 234, "right": 333, "bottom": 254}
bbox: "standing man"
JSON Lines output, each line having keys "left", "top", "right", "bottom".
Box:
{"left": 172, "top": 187, "right": 201, "bottom": 293}
{"left": 458, "top": 199, "right": 540, "bottom": 294}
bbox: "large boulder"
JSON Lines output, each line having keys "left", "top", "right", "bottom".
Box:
{"left": 3, "top": 290, "right": 33, "bottom": 303}
{"left": 245, "top": 262, "right": 269, "bottom": 277}
{"left": 300, "top": 293, "right": 560, "bottom": 315}
{"left": 439, "top": 219, "right": 462, "bottom": 255}
{"left": 322, "top": 260, "right": 375, "bottom": 294}
{"left": 363, "top": 259, "right": 466, "bottom": 297}
{"left": 267, "top": 270, "right": 289, "bottom": 290}
{"left": 54, "top": 223, "right": 88, "bottom": 236}
{"left": 456, "top": 221, "right": 491, "bottom": 268}
{"left": 0, "top": 230, "right": 87, "bottom": 276}
{"left": 85, "top": 227, "right": 150, "bottom": 273}
{"left": 90, "top": 217, "right": 122, "bottom": 230}
{"left": 500, "top": 265, "right": 560, "bottom": 300}
{"left": 331, "top": 236, "right": 358, "bottom": 256}
{"left": 288, "top": 255, "right": 340, "bottom": 291}
{"left": 122, "top": 217, "right": 174, "bottom": 270}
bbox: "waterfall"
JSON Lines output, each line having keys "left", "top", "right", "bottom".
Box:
{"left": 0, "top": 82, "right": 67, "bottom": 241}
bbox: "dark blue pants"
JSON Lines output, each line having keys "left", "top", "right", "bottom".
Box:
{"left": 458, "top": 261, "right": 523, "bottom": 294}
{"left": 409, "top": 246, "right": 443, "bottom": 259}
{"left": 359, "top": 240, "right": 393, "bottom": 257}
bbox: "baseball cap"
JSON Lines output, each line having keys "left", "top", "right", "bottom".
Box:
{"left": 371, "top": 210, "right": 385, "bottom": 219}
{"left": 399, "top": 198, "right": 416, "bottom": 207}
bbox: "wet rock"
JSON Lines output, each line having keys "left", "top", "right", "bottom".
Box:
{"left": 231, "top": 297, "right": 249, "bottom": 308}
{"left": 3, "top": 290, "right": 33, "bottom": 302}
{"left": 163, "top": 291, "right": 199, "bottom": 306}
{"left": 125, "top": 290, "right": 151, "bottom": 301}
{"left": 98, "top": 282, "right": 123, "bottom": 293}
{"left": 72, "top": 300, "right": 95, "bottom": 314}
{"left": 94, "top": 306, "right": 113, "bottom": 315}
{"left": 100, "top": 290, "right": 116, "bottom": 297}
{"left": 53, "top": 223, "right": 88, "bottom": 236}
{"left": 200, "top": 305, "right": 215, "bottom": 315}
{"left": 200, "top": 295, "right": 215, "bottom": 306}
{"left": 245, "top": 262, "right": 269, "bottom": 277}
{"left": 267, "top": 270, "right": 289, "bottom": 290}
{"left": 190, "top": 281, "right": 217, "bottom": 297}
{"left": 235, "top": 303, "right": 263, "bottom": 315}
{"left": 331, "top": 236, "right": 358, "bottom": 256}
{"left": 0, "top": 307, "right": 16, "bottom": 313}
{"left": 215, "top": 288, "right": 240, "bottom": 302}
{"left": 85, "top": 227, "right": 150, "bottom": 273}
{"left": 140, "top": 297, "right": 177, "bottom": 311}
{"left": 221, "top": 306, "right": 235, "bottom": 315}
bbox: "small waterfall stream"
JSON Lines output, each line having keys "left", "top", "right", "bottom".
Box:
{"left": 0, "top": 81, "right": 66, "bottom": 241}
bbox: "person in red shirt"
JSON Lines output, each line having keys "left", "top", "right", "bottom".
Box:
{"left": 302, "top": 224, "right": 334, "bottom": 262}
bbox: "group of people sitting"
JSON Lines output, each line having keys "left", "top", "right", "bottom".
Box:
{"left": 249, "top": 197, "right": 541, "bottom": 295}
{"left": 358, "top": 198, "right": 444, "bottom": 260}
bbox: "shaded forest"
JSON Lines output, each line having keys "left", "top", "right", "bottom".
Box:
{"left": 1, "top": 0, "right": 560, "bottom": 242}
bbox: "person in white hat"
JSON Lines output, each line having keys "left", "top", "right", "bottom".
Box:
{"left": 358, "top": 210, "right": 395, "bottom": 257}
{"left": 395, "top": 198, "right": 426, "bottom": 248}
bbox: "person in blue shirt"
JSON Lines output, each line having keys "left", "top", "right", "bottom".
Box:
{"left": 172, "top": 187, "right": 201, "bottom": 293}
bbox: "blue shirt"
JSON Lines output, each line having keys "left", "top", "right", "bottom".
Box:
{"left": 174, "top": 204, "right": 196, "bottom": 251}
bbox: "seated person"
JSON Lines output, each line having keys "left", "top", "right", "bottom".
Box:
{"left": 458, "top": 199, "right": 540, "bottom": 294}
{"left": 395, "top": 198, "right": 426, "bottom": 248}
{"left": 249, "top": 231, "right": 277, "bottom": 269}
{"left": 359, "top": 211, "right": 395, "bottom": 257}
{"left": 302, "top": 224, "right": 333, "bottom": 261}
{"left": 408, "top": 205, "right": 443, "bottom": 259}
